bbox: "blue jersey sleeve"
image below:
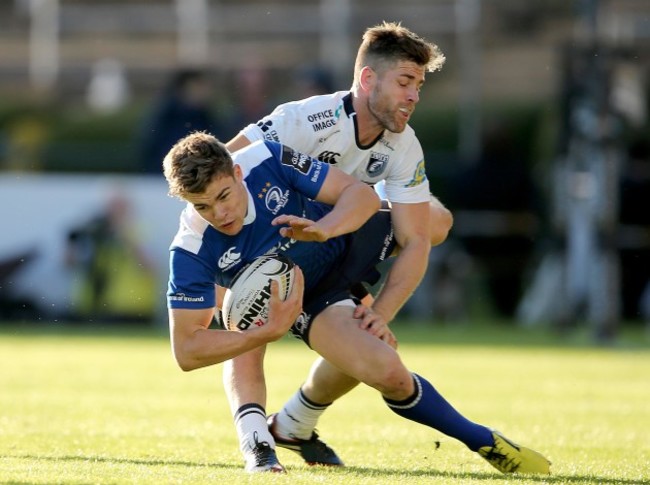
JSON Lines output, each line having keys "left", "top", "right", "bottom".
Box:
{"left": 263, "top": 140, "right": 330, "bottom": 199}
{"left": 167, "top": 247, "right": 217, "bottom": 309}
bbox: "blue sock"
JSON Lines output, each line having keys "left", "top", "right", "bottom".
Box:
{"left": 384, "top": 373, "right": 494, "bottom": 451}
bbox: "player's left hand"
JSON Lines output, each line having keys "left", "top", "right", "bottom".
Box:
{"left": 264, "top": 266, "right": 304, "bottom": 341}
{"left": 353, "top": 304, "right": 398, "bottom": 349}
{"left": 272, "top": 215, "right": 330, "bottom": 242}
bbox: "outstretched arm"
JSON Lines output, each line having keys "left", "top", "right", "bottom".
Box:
{"left": 170, "top": 268, "right": 304, "bottom": 371}
{"left": 273, "top": 167, "right": 380, "bottom": 242}
{"left": 364, "top": 201, "right": 432, "bottom": 324}
{"left": 225, "top": 133, "right": 252, "bottom": 153}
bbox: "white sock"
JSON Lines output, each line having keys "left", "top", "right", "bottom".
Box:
{"left": 274, "top": 389, "right": 330, "bottom": 440}
{"left": 234, "top": 403, "right": 275, "bottom": 455}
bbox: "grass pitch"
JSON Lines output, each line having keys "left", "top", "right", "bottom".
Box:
{"left": 0, "top": 321, "right": 648, "bottom": 484}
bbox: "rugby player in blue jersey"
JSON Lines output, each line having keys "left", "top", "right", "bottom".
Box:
{"left": 164, "top": 132, "right": 551, "bottom": 474}
{"left": 222, "top": 21, "right": 451, "bottom": 468}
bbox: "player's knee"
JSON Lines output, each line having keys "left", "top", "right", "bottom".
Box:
{"left": 366, "top": 354, "right": 412, "bottom": 396}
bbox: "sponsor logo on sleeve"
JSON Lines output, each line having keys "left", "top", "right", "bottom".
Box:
{"left": 256, "top": 119, "right": 279, "bottom": 142}
{"left": 405, "top": 159, "right": 428, "bottom": 187}
{"left": 169, "top": 293, "right": 205, "bottom": 303}
{"left": 281, "top": 145, "right": 313, "bottom": 174}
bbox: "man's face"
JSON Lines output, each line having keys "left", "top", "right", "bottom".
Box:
{"left": 367, "top": 60, "right": 425, "bottom": 133}
{"left": 183, "top": 165, "right": 248, "bottom": 236}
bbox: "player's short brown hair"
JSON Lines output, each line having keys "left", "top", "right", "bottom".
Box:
{"left": 353, "top": 21, "right": 445, "bottom": 84}
{"left": 163, "top": 132, "right": 235, "bottom": 199}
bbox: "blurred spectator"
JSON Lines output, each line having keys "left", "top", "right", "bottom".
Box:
{"left": 292, "top": 65, "right": 334, "bottom": 98}
{"left": 221, "top": 65, "right": 333, "bottom": 142}
{"left": 137, "top": 68, "right": 221, "bottom": 174}
{"left": 86, "top": 58, "right": 131, "bottom": 114}
{"left": 2, "top": 114, "right": 49, "bottom": 171}
{"left": 64, "top": 191, "right": 156, "bottom": 323}
{"left": 222, "top": 64, "right": 274, "bottom": 137}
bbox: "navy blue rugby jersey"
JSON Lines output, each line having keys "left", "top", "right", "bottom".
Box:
{"left": 167, "top": 140, "right": 348, "bottom": 310}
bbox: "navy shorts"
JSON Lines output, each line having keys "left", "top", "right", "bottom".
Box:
{"left": 290, "top": 207, "right": 396, "bottom": 346}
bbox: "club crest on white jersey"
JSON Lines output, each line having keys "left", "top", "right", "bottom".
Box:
{"left": 366, "top": 152, "right": 389, "bottom": 177}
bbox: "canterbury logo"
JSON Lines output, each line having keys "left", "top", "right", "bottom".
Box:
{"left": 317, "top": 151, "right": 340, "bottom": 165}
{"left": 218, "top": 247, "right": 242, "bottom": 269}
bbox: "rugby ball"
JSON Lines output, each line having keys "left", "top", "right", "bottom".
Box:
{"left": 222, "top": 254, "right": 296, "bottom": 331}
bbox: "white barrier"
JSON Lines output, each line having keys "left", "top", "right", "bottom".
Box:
{"left": 0, "top": 173, "right": 185, "bottom": 322}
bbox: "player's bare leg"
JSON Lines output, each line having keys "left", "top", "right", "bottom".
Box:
{"left": 223, "top": 346, "right": 284, "bottom": 472}
{"left": 309, "top": 305, "right": 413, "bottom": 399}
{"left": 270, "top": 288, "right": 391, "bottom": 458}
{"left": 307, "top": 304, "right": 550, "bottom": 474}
{"left": 272, "top": 357, "right": 358, "bottom": 439}
{"left": 267, "top": 356, "right": 352, "bottom": 466}
{"left": 302, "top": 357, "right": 359, "bottom": 403}
{"left": 223, "top": 346, "right": 268, "bottom": 413}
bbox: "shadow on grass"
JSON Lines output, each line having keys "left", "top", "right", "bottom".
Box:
{"left": 4, "top": 454, "right": 644, "bottom": 484}
{"left": 1, "top": 453, "right": 240, "bottom": 471}
{"left": 314, "top": 464, "right": 644, "bottom": 485}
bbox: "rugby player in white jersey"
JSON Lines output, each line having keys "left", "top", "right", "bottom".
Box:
{"left": 165, "top": 133, "right": 551, "bottom": 475}
{"left": 223, "top": 22, "right": 454, "bottom": 467}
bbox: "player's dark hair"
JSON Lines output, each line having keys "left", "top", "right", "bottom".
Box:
{"left": 163, "top": 131, "right": 234, "bottom": 198}
{"left": 354, "top": 21, "right": 445, "bottom": 84}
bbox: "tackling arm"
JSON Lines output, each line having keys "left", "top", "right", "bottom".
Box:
{"left": 225, "top": 133, "right": 253, "bottom": 153}
{"left": 169, "top": 269, "right": 304, "bottom": 371}
{"left": 370, "top": 201, "right": 432, "bottom": 322}
{"left": 273, "top": 167, "right": 380, "bottom": 242}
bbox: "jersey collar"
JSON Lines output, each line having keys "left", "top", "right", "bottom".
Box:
{"left": 343, "top": 91, "right": 385, "bottom": 150}
{"left": 343, "top": 91, "right": 355, "bottom": 117}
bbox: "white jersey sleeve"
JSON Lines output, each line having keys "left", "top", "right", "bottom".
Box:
{"left": 381, "top": 136, "right": 431, "bottom": 204}
{"left": 240, "top": 98, "right": 325, "bottom": 155}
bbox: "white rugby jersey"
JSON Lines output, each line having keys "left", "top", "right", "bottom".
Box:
{"left": 240, "top": 91, "right": 430, "bottom": 204}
